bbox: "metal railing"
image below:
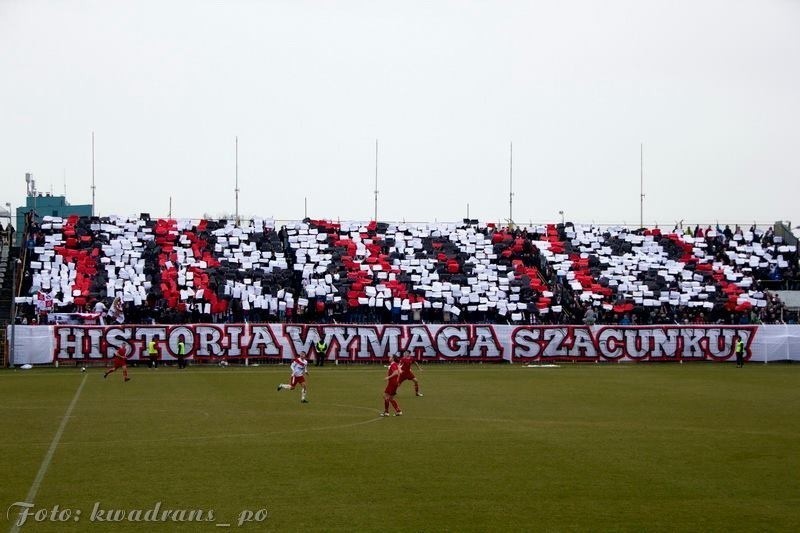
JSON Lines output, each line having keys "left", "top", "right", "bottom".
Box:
{"left": 11, "top": 219, "right": 31, "bottom": 325}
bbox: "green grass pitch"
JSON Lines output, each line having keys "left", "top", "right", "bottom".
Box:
{"left": 1, "top": 363, "right": 798, "bottom": 532}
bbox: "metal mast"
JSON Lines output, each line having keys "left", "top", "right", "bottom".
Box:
{"left": 509, "top": 141, "right": 514, "bottom": 225}
{"left": 91, "top": 132, "right": 96, "bottom": 216}
{"left": 235, "top": 136, "right": 239, "bottom": 225}
{"left": 640, "top": 143, "right": 644, "bottom": 229}
{"left": 374, "top": 139, "right": 379, "bottom": 222}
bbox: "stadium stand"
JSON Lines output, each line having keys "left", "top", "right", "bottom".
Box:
{"left": 13, "top": 214, "right": 799, "bottom": 326}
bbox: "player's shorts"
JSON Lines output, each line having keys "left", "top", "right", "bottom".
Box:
{"left": 113, "top": 357, "right": 127, "bottom": 369}
{"left": 384, "top": 383, "right": 398, "bottom": 396}
{"left": 290, "top": 375, "right": 306, "bottom": 388}
{"left": 399, "top": 372, "right": 415, "bottom": 382}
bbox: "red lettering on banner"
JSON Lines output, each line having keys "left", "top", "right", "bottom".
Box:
{"left": 106, "top": 327, "right": 133, "bottom": 358}
{"left": 471, "top": 326, "right": 503, "bottom": 359}
{"left": 225, "top": 325, "right": 245, "bottom": 357}
{"left": 359, "top": 326, "right": 403, "bottom": 358}
{"left": 570, "top": 327, "right": 598, "bottom": 359}
{"left": 325, "top": 326, "right": 361, "bottom": 357}
{"left": 542, "top": 328, "right": 569, "bottom": 358}
{"left": 196, "top": 325, "right": 225, "bottom": 357}
{"left": 510, "top": 327, "right": 542, "bottom": 358}
{"left": 596, "top": 327, "right": 624, "bottom": 360}
{"left": 405, "top": 326, "right": 436, "bottom": 358}
{"left": 437, "top": 326, "right": 468, "bottom": 357}
{"left": 509, "top": 325, "right": 757, "bottom": 362}
{"left": 245, "top": 325, "right": 281, "bottom": 357}
{"left": 167, "top": 326, "right": 194, "bottom": 356}
{"left": 134, "top": 327, "right": 167, "bottom": 357}
{"left": 46, "top": 324, "right": 759, "bottom": 363}
{"left": 283, "top": 325, "right": 323, "bottom": 358}
{"left": 650, "top": 328, "right": 680, "bottom": 359}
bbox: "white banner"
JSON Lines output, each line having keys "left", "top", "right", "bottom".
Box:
{"left": 9, "top": 326, "right": 55, "bottom": 365}
{"left": 48, "top": 312, "right": 103, "bottom": 325}
{"left": 8, "top": 324, "right": 800, "bottom": 365}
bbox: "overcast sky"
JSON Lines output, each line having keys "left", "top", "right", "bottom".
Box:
{"left": 2, "top": 0, "right": 798, "bottom": 227}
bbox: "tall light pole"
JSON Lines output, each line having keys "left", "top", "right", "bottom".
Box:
{"left": 235, "top": 136, "right": 240, "bottom": 225}
{"left": 9, "top": 258, "right": 21, "bottom": 367}
{"left": 509, "top": 141, "right": 514, "bottom": 226}
{"left": 374, "top": 139, "right": 379, "bottom": 222}
{"left": 640, "top": 143, "right": 644, "bottom": 229}
{"left": 91, "top": 132, "right": 96, "bottom": 216}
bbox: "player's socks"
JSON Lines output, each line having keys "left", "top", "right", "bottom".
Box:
{"left": 390, "top": 399, "right": 400, "bottom": 412}
{"left": 384, "top": 399, "right": 389, "bottom": 411}
{"left": 414, "top": 383, "right": 419, "bottom": 394}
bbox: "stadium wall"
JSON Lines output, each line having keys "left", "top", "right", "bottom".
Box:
{"left": 7, "top": 324, "right": 800, "bottom": 365}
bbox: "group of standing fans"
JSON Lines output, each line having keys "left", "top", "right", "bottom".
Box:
{"left": 11, "top": 212, "right": 800, "bottom": 327}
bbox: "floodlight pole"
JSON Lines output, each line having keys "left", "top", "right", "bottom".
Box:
{"left": 374, "top": 139, "right": 379, "bottom": 222}
{"left": 640, "top": 143, "right": 644, "bottom": 229}
{"left": 509, "top": 141, "right": 514, "bottom": 226}
{"left": 31, "top": 176, "right": 37, "bottom": 220}
{"left": 91, "top": 132, "right": 96, "bottom": 216}
{"left": 235, "top": 136, "right": 240, "bottom": 226}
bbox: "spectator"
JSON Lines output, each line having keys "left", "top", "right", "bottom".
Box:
{"left": 583, "top": 306, "right": 597, "bottom": 326}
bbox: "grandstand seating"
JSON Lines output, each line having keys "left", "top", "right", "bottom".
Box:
{"left": 16, "top": 215, "right": 798, "bottom": 325}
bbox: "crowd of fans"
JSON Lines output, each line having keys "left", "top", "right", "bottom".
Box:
{"left": 10, "top": 212, "right": 800, "bottom": 326}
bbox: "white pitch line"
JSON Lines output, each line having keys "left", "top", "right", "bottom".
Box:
{"left": 10, "top": 373, "right": 86, "bottom": 533}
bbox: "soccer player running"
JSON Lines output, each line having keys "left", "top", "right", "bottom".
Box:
{"left": 398, "top": 350, "right": 423, "bottom": 397}
{"left": 380, "top": 354, "right": 403, "bottom": 417}
{"left": 277, "top": 352, "right": 309, "bottom": 403}
{"left": 104, "top": 343, "right": 131, "bottom": 382}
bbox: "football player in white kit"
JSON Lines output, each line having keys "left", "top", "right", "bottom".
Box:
{"left": 277, "top": 352, "right": 309, "bottom": 403}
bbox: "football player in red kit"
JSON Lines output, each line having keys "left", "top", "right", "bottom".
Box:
{"left": 398, "top": 350, "right": 423, "bottom": 397}
{"left": 104, "top": 343, "right": 131, "bottom": 382}
{"left": 380, "top": 354, "right": 402, "bottom": 417}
